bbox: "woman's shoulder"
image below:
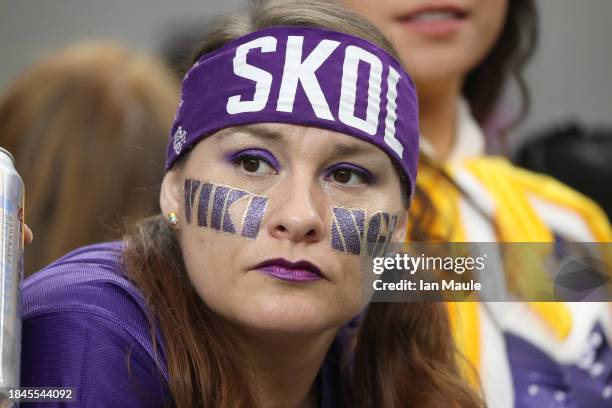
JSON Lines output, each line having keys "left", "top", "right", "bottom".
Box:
{"left": 21, "top": 241, "right": 170, "bottom": 406}
{"left": 22, "top": 241, "right": 164, "bottom": 361}
{"left": 23, "top": 241, "right": 147, "bottom": 322}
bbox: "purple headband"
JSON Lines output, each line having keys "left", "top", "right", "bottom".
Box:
{"left": 167, "top": 26, "right": 419, "bottom": 194}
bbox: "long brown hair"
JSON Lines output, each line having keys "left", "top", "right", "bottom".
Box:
{"left": 123, "top": 1, "right": 483, "bottom": 407}
{"left": 463, "top": 0, "right": 538, "bottom": 128}
{"left": 0, "top": 42, "right": 179, "bottom": 276}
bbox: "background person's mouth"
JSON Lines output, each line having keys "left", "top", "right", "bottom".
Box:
{"left": 397, "top": 4, "right": 468, "bottom": 37}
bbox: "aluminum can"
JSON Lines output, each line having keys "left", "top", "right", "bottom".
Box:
{"left": 0, "top": 147, "right": 24, "bottom": 401}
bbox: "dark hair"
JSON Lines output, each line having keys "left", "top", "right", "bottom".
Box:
{"left": 463, "top": 0, "right": 538, "bottom": 129}
{"left": 123, "top": 1, "right": 483, "bottom": 407}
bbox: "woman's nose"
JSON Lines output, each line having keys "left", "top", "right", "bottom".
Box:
{"left": 266, "top": 180, "right": 326, "bottom": 244}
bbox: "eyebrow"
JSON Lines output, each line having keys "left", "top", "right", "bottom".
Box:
{"left": 214, "top": 125, "right": 289, "bottom": 147}
{"left": 328, "top": 142, "right": 379, "bottom": 158}
{"left": 214, "top": 124, "right": 382, "bottom": 160}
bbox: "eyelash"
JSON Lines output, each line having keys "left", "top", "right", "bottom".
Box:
{"left": 324, "top": 163, "right": 374, "bottom": 185}
{"left": 228, "top": 149, "right": 280, "bottom": 173}
{"left": 226, "top": 150, "right": 374, "bottom": 185}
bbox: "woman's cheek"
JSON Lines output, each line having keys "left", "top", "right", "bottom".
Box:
{"left": 471, "top": 0, "right": 509, "bottom": 62}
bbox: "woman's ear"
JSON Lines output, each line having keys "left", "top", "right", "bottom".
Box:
{"left": 160, "top": 169, "right": 184, "bottom": 220}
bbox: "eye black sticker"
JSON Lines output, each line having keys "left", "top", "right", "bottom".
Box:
{"left": 330, "top": 206, "right": 397, "bottom": 257}
{"left": 184, "top": 179, "right": 268, "bottom": 239}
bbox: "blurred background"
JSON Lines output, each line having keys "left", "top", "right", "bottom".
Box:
{"left": 1, "top": 0, "right": 610, "bottom": 141}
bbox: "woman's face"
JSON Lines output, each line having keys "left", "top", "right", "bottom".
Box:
{"left": 161, "top": 123, "right": 407, "bottom": 337}
{"left": 339, "top": 0, "right": 508, "bottom": 86}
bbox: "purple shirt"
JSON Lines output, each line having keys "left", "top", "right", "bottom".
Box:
{"left": 20, "top": 242, "right": 345, "bottom": 407}
{"left": 506, "top": 326, "right": 612, "bottom": 407}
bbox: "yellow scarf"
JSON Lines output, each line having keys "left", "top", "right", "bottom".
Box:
{"left": 410, "top": 156, "right": 611, "bottom": 383}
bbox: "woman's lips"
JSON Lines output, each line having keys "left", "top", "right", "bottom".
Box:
{"left": 397, "top": 5, "right": 468, "bottom": 37}
{"left": 254, "top": 258, "right": 324, "bottom": 283}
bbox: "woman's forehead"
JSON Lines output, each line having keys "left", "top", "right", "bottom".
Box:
{"left": 212, "top": 123, "right": 392, "bottom": 161}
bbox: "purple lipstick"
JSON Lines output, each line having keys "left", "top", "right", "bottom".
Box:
{"left": 254, "top": 258, "right": 323, "bottom": 283}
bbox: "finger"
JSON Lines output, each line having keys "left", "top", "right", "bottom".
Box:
{"left": 24, "top": 224, "right": 33, "bottom": 246}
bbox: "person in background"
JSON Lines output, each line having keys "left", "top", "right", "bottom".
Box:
{"left": 0, "top": 42, "right": 179, "bottom": 277}
{"left": 338, "top": 0, "right": 612, "bottom": 406}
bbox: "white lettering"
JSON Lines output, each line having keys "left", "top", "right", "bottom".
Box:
{"left": 339, "top": 45, "right": 382, "bottom": 135}
{"left": 373, "top": 257, "right": 385, "bottom": 274}
{"left": 277, "top": 36, "right": 339, "bottom": 120}
{"left": 227, "top": 36, "right": 277, "bottom": 114}
{"left": 383, "top": 67, "right": 404, "bottom": 158}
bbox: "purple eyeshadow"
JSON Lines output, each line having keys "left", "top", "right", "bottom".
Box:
{"left": 323, "top": 162, "right": 375, "bottom": 183}
{"left": 225, "top": 148, "right": 280, "bottom": 172}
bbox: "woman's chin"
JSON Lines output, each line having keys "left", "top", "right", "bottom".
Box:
{"left": 400, "top": 49, "right": 474, "bottom": 87}
{"left": 231, "top": 297, "right": 351, "bottom": 337}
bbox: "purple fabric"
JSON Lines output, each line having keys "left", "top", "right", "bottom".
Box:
{"left": 20, "top": 242, "right": 347, "bottom": 407}
{"left": 505, "top": 325, "right": 612, "bottom": 407}
{"left": 166, "top": 26, "right": 419, "bottom": 195}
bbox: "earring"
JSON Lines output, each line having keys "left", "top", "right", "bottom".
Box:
{"left": 168, "top": 211, "right": 179, "bottom": 226}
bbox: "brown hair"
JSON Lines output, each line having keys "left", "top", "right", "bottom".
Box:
{"left": 123, "top": 1, "right": 483, "bottom": 406}
{"left": 463, "top": 0, "right": 538, "bottom": 128}
{"left": 0, "top": 42, "right": 179, "bottom": 276}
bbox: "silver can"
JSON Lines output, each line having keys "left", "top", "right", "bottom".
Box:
{"left": 0, "top": 147, "right": 24, "bottom": 398}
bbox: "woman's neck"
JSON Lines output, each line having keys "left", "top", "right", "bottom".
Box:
{"left": 230, "top": 325, "right": 338, "bottom": 407}
{"left": 417, "top": 78, "right": 463, "bottom": 161}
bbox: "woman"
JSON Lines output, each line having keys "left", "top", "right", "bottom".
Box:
{"left": 338, "top": 0, "right": 612, "bottom": 406}
{"left": 19, "top": 1, "right": 483, "bottom": 407}
{"left": 0, "top": 42, "right": 179, "bottom": 277}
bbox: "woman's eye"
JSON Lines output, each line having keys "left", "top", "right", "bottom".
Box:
{"left": 329, "top": 168, "right": 370, "bottom": 185}
{"left": 238, "top": 157, "right": 275, "bottom": 174}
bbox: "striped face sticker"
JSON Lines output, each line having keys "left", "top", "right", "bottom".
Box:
{"left": 330, "top": 206, "right": 397, "bottom": 257}
{"left": 184, "top": 179, "right": 267, "bottom": 239}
